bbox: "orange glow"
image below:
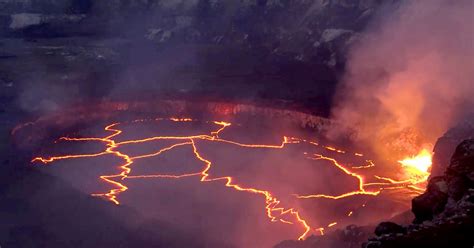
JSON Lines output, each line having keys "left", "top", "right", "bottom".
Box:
{"left": 324, "top": 146, "right": 346, "bottom": 153}
{"left": 398, "top": 148, "right": 433, "bottom": 181}
{"left": 327, "top": 222, "right": 337, "bottom": 228}
{"left": 32, "top": 119, "right": 312, "bottom": 239}
{"left": 296, "top": 154, "right": 380, "bottom": 199}
{"left": 210, "top": 121, "right": 231, "bottom": 137}
{"left": 169, "top": 117, "right": 194, "bottom": 122}
{"left": 351, "top": 160, "right": 375, "bottom": 169}
{"left": 31, "top": 117, "right": 430, "bottom": 240}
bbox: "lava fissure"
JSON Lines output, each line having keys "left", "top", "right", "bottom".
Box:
{"left": 31, "top": 117, "right": 431, "bottom": 240}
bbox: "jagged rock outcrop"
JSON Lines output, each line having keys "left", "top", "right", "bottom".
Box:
{"left": 0, "top": 0, "right": 402, "bottom": 119}
{"left": 364, "top": 139, "right": 474, "bottom": 248}
{"left": 0, "top": 0, "right": 400, "bottom": 66}
{"left": 431, "top": 120, "right": 474, "bottom": 178}
{"left": 411, "top": 177, "right": 448, "bottom": 222}
{"left": 373, "top": 222, "right": 405, "bottom": 236}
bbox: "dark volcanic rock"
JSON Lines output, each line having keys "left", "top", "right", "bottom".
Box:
{"left": 364, "top": 139, "right": 474, "bottom": 248}
{"left": 449, "top": 139, "right": 474, "bottom": 178}
{"left": 0, "top": 0, "right": 401, "bottom": 65}
{"left": 431, "top": 120, "right": 474, "bottom": 178}
{"left": 0, "top": 0, "right": 403, "bottom": 119}
{"left": 374, "top": 222, "right": 406, "bottom": 236}
{"left": 412, "top": 177, "right": 448, "bottom": 223}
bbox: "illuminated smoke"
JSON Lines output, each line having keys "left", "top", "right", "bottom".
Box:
{"left": 329, "top": 0, "right": 474, "bottom": 160}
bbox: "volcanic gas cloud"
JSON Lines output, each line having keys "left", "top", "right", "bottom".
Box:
{"left": 329, "top": 0, "right": 474, "bottom": 168}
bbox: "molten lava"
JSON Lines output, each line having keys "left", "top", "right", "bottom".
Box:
{"left": 398, "top": 148, "right": 433, "bottom": 182}
{"left": 29, "top": 117, "right": 431, "bottom": 240}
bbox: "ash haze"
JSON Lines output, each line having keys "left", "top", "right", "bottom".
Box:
{"left": 329, "top": 0, "right": 474, "bottom": 159}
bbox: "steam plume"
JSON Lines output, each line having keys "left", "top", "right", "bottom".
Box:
{"left": 329, "top": 0, "right": 474, "bottom": 159}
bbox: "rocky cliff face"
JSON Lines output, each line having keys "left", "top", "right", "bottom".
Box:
{"left": 431, "top": 120, "right": 474, "bottom": 178}
{"left": 0, "top": 0, "right": 401, "bottom": 118}
{"left": 0, "top": 0, "right": 400, "bottom": 66}
{"left": 364, "top": 139, "right": 474, "bottom": 248}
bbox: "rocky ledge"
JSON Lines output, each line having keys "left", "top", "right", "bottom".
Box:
{"left": 275, "top": 138, "right": 474, "bottom": 248}
{"left": 364, "top": 139, "right": 474, "bottom": 248}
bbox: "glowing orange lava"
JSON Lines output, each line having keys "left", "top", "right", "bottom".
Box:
{"left": 30, "top": 117, "right": 430, "bottom": 240}
{"left": 398, "top": 148, "right": 433, "bottom": 182}
{"left": 327, "top": 222, "right": 338, "bottom": 228}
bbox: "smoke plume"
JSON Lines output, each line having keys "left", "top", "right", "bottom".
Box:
{"left": 329, "top": 0, "right": 474, "bottom": 159}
